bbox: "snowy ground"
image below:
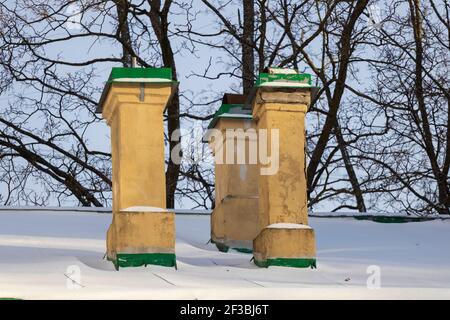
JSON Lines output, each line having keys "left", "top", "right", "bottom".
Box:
{"left": 0, "top": 209, "right": 450, "bottom": 299}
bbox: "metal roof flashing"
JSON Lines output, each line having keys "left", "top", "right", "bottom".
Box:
{"left": 207, "top": 104, "right": 253, "bottom": 130}
{"left": 240, "top": 69, "right": 316, "bottom": 108}
{"left": 256, "top": 71, "right": 312, "bottom": 87}
{"left": 96, "top": 67, "right": 178, "bottom": 113}
{"left": 203, "top": 97, "right": 253, "bottom": 143}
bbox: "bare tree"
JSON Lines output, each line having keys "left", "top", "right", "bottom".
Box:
{"left": 194, "top": 0, "right": 370, "bottom": 211}
{"left": 0, "top": 0, "right": 448, "bottom": 214}
{"left": 348, "top": 0, "right": 450, "bottom": 214}
{"left": 0, "top": 0, "right": 185, "bottom": 206}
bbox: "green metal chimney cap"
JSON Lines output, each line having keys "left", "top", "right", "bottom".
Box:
{"left": 256, "top": 72, "right": 312, "bottom": 88}
{"left": 207, "top": 104, "right": 253, "bottom": 129}
{"left": 107, "top": 67, "right": 173, "bottom": 83}
{"left": 255, "top": 67, "right": 312, "bottom": 88}
{"left": 96, "top": 67, "right": 177, "bottom": 113}
{"left": 244, "top": 68, "right": 316, "bottom": 107}
{"left": 204, "top": 103, "right": 253, "bottom": 142}
{"left": 207, "top": 94, "right": 252, "bottom": 129}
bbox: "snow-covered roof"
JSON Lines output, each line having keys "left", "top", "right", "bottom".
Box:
{"left": 0, "top": 208, "right": 450, "bottom": 299}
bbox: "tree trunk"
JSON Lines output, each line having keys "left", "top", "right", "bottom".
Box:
{"left": 334, "top": 120, "right": 367, "bottom": 212}
{"left": 306, "top": 0, "right": 369, "bottom": 199}
{"left": 115, "top": 0, "right": 133, "bottom": 67}
{"left": 148, "top": 0, "right": 181, "bottom": 209}
{"left": 242, "top": 0, "right": 255, "bottom": 95}
{"left": 408, "top": 0, "right": 450, "bottom": 214}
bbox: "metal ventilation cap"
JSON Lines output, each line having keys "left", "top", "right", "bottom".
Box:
{"left": 256, "top": 67, "right": 312, "bottom": 88}
{"left": 96, "top": 67, "right": 178, "bottom": 113}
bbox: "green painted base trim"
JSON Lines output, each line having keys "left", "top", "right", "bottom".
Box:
{"left": 211, "top": 239, "right": 229, "bottom": 253}
{"left": 232, "top": 247, "right": 253, "bottom": 254}
{"left": 113, "top": 253, "right": 176, "bottom": 268}
{"left": 353, "top": 216, "right": 434, "bottom": 223}
{"left": 0, "top": 298, "right": 21, "bottom": 300}
{"left": 211, "top": 239, "right": 253, "bottom": 254}
{"left": 254, "top": 257, "right": 317, "bottom": 269}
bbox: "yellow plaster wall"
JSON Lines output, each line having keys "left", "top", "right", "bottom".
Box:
{"left": 112, "top": 210, "right": 175, "bottom": 254}
{"left": 252, "top": 89, "right": 310, "bottom": 231}
{"left": 210, "top": 118, "right": 260, "bottom": 246}
{"left": 101, "top": 82, "right": 175, "bottom": 260}
{"left": 103, "top": 83, "right": 171, "bottom": 211}
{"left": 253, "top": 227, "right": 316, "bottom": 261}
{"left": 251, "top": 88, "right": 316, "bottom": 262}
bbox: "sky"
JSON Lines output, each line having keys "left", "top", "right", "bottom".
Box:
{"left": 0, "top": 0, "right": 400, "bottom": 211}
